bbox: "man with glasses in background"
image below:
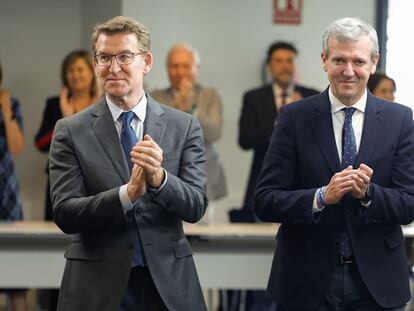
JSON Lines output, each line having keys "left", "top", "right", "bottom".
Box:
{"left": 49, "top": 16, "right": 208, "bottom": 311}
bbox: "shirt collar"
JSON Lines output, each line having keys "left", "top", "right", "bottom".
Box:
{"left": 106, "top": 93, "right": 147, "bottom": 123}
{"left": 329, "top": 87, "right": 367, "bottom": 114}
{"left": 272, "top": 82, "right": 294, "bottom": 97}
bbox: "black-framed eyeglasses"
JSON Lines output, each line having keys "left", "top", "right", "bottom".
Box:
{"left": 94, "top": 52, "right": 145, "bottom": 66}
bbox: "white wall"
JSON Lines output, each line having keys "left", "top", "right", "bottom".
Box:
{"left": 81, "top": 0, "right": 122, "bottom": 50}
{"left": 0, "top": 0, "right": 83, "bottom": 219}
{"left": 0, "top": 0, "right": 121, "bottom": 220}
{"left": 0, "top": 0, "right": 375, "bottom": 222}
{"left": 122, "top": 0, "right": 376, "bottom": 222}
{"left": 386, "top": 0, "right": 414, "bottom": 111}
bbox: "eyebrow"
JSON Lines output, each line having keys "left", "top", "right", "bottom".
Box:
{"left": 97, "top": 50, "right": 135, "bottom": 55}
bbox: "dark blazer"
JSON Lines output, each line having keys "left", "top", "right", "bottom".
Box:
{"left": 49, "top": 96, "right": 208, "bottom": 311}
{"left": 34, "top": 96, "right": 63, "bottom": 220}
{"left": 238, "top": 84, "right": 319, "bottom": 221}
{"left": 35, "top": 96, "right": 63, "bottom": 153}
{"left": 254, "top": 89, "right": 414, "bottom": 309}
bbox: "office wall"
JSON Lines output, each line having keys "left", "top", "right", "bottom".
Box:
{"left": 0, "top": 0, "right": 375, "bottom": 222}
{"left": 0, "top": 0, "right": 83, "bottom": 220}
{"left": 122, "top": 0, "right": 376, "bottom": 222}
{"left": 0, "top": 0, "right": 120, "bottom": 220}
{"left": 81, "top": 0, "right": 122, "bottom": 49}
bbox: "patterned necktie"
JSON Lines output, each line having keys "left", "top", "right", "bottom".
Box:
{"left": 339, "top": 107, "right": 357, "bottom": 257}
{"left": 281, "top": 91, "right": 288, "bottom": 106}
{"left": 341, "top": 107, "right": 357, "bottom": 169}
{"left": 120, "top": 111, "right": 144, "bottom": 266}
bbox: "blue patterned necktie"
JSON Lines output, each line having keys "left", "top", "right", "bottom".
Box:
{"left": 120, "top": 111, "right": 144, "bottom": 266}
{"left": 341, "top": 107, "right": 357, "bottom": 169}
{"left": 339, "top": 107, "right": 357, "bottom": 257}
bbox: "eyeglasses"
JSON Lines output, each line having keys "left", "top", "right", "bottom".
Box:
{"left": 94, "top": 52, "right": 145, "bottom": 66}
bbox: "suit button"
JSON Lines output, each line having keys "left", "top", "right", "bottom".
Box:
{"left": 127, "top": 243, "right": 134, "bottom": 249}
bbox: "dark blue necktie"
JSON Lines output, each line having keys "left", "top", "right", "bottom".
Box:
{"left": 339, "top": 107, "right": 357, "bottom": 257}
{"left": 120, "top": 112, "right": 138, "bottom": 172}
{"left": 120, "top": 111, "right": 144, "bottom": 266}
{"left": 341, "top": 107, "right": 357, "bottom": 169}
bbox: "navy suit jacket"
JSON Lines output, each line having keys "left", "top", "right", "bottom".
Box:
{"left": 254, "top": 88, "right": 414, "bottom": 309}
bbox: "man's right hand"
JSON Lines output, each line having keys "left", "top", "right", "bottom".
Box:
{"left": 127, "top": 164, "right": 147, "bottom": 202}
{"left": 322, "top": 166, "right": 358, "bottom": 205}
{"left": 59, "top": 86, "right": 75, "bottom": 117}
{"left": 174, "top": 78, "right": 194, "bottom": 112}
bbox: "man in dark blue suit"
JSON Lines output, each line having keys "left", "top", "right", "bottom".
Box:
{"left": 230, "top": 41, "right": 320, "bottom": 311}
{"left": 254, "top": 17, "right": 414, "bottom": 310}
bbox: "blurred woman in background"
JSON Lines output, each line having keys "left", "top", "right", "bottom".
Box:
{"left": 35, "top": 49, "right": 100, "bottom": 220}
{"left": 34, "top": 49, "right": 100, "bottom": 311}
{"left": 367, "top": 72, "right": 396, "bottom": 101}
{"left": 0, "top": 60, "right": 27, "bottom": 311}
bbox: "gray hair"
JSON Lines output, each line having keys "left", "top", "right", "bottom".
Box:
{"left": 91, "top": 16, "right": 151, "bottom": 54}
{"left": 166, "top": 43, "right": 201, "bottom": 66}
{"left": 322, "top": 17, "right": 379, "bottom": 59}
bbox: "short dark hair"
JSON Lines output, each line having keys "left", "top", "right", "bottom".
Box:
{"left": 367, "top": 72, "right": 396, "bottom": 94}
{"left": 267, "top": 41, "right": 298, "bottom": 64}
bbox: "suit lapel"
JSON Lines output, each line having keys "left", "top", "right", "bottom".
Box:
{"left": 144, "top": 95, "right": 167, "bottom": 147}
{"left": 310, "top": 90, "right": 341, "bottom": 174}
{"left": 90, "top": 96, "right": 167, "bottom": 183}
{"left": 355, "top": 94, "right": 384, "bottom": 167}
{"left": 91, "top": 99, "right": 130, "bottom": 183}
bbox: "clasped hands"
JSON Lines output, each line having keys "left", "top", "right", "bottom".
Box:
{"left": 319, "top": 164, "right": 373, "bottom": 207}
{"left": 127, "top": 134, "right": 164, "bottom": 202}
{"left": 174, "top": 78, "right": 195, "bottom": 112}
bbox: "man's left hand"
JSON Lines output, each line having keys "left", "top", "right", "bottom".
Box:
{"left": 174, "top": 78, "right": 195, "bottom": 112}
{"left": 350, "top": 163, "right": 373, "bottom": 199}
{"left": 131, "top": 134, "right": 165, "bottom": 189}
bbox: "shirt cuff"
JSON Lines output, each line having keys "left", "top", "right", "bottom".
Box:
{"left": 361, "top": 200, "right": 372, "bottom": 208}
{"left": 119, "top": 184, "right": 134, "bottom": 215}
{"left": 147, "top": 169, "right": 168, "bottom": 195}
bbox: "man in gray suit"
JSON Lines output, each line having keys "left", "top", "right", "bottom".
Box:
{"left": 49, "top": 16, "right": 208, "bottom": 311}
{"left": 151, "top": 43, "right": 227, "bottom": 207}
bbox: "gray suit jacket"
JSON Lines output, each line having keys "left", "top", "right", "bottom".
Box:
{"left": 151, "top": 85, "right": 227, "bottom": 200}
{"left": 49, "top": 95, "right": 208, "bottom": 311}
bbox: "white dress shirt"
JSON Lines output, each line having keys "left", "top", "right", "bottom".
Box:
{"left": 272, "top": 82, "right": 295, "bottom": 112}
{"left": 107, "top": 94, "right": 147, "bottom": 141}
{"left": 312, "top": 88, "right": 367, "bottom": 212}
{"left": 107, "top": 94, "right": 146, "bottom": 214}
{"left": 106, "top": 94, "right": 167, "bottom": 214}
